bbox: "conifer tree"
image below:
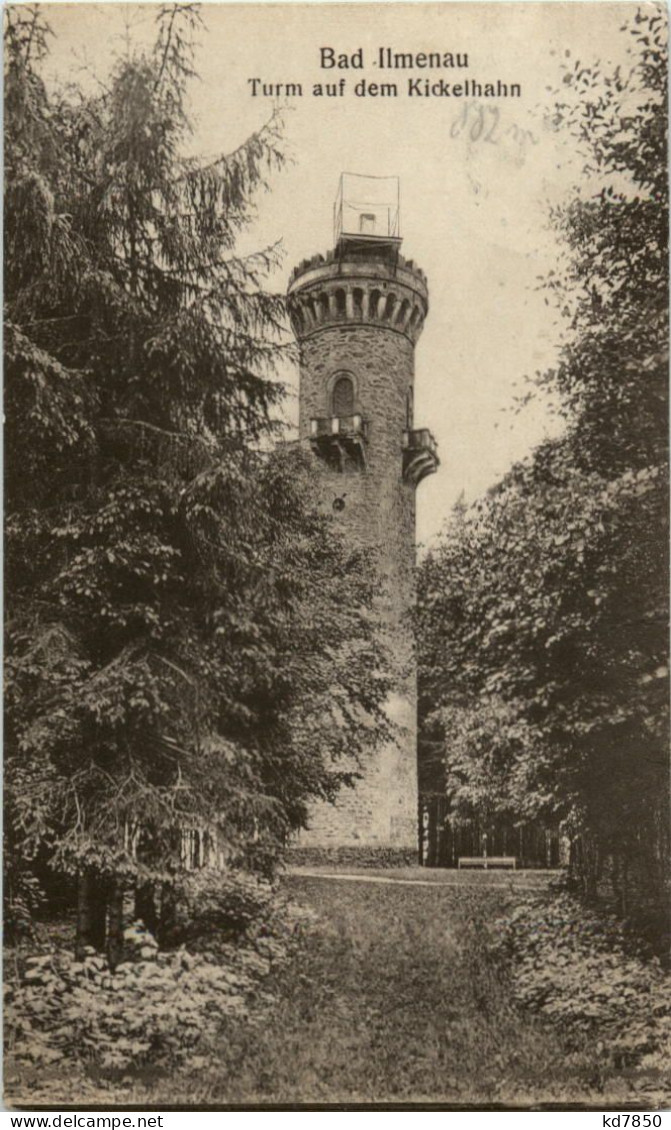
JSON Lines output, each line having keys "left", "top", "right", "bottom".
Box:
{"left": 4, "top": 5, "right": 391, "bottom": 957}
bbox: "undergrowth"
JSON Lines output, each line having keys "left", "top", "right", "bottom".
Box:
{"left": 493, "top": 892, "right": 671, "bottom": 1104}
{"left": 5, "top": 870, "right": 318, "bottom": 1104}
{"left": 8, "top": 877, "right": 671, "bottom": 1108}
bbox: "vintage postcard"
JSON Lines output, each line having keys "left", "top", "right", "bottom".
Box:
{"left": 4, "top": 0, "right": 669, "bottom": 1111}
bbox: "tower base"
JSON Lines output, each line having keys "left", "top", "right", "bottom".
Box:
{"left": 287, "top": 844, "right": 419, "bottom": 869}
{"left": 293, "top": 691, "right": 419, "bottom": 862}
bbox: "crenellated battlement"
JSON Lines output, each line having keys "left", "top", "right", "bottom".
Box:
{"left": 288, "top": 248, "right": 428, "bottom": 288}
{"left": 287, "top": 251, "right": 429, "bottom": 344}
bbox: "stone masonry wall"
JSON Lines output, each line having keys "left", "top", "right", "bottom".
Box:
{"left": 295, "top": 319, "right": 421, "bottom": 849}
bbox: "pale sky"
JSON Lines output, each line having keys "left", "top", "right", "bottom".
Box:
{"left": 39, "top": 2, "right": 640, "bottom": 547}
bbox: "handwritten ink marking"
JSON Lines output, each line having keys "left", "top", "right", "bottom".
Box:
{"left": 450, "top": 101, "right": 539, "bottom": 166}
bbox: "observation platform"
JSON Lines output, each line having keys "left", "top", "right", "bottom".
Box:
{"left": 402, "top": 428, "right": 439, "bottom": 485}
{"left": 310, "top": 414, "right": 368, "bottom": 472}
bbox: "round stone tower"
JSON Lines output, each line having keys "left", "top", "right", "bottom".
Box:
{"left": 287, "top": 174, "right": 438, "bottom": 856}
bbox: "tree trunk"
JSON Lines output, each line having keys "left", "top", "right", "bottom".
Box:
{"left": 135, "top": 882, "right": 158, "bottom": 935}
{"left": 427, "top": 799, "right": 438, "bottom": 867}
{"left": 75, "top": 871, "right": 107, "bottom": 958}
{"left": 157, "top": 882, "right": 177, "bottom": 946}
{"left": 106, "top": 880, "right": 125, "bottom": 970}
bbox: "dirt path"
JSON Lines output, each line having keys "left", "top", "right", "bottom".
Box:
{"left": 199, "top": 872, "right": 606, "bottom": 1107}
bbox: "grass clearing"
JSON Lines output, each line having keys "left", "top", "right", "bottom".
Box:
{"left": 126, "top": 875, "right": 630, "bottom": 1107}
{"left": 8, "top": 874, "right": 655, "bottom": 1108}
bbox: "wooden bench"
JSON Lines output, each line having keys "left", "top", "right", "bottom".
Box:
{"left": 457, "top": 856, "right": 517, "bottom": 870}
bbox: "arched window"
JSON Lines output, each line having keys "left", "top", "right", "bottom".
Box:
{"left": 406, "top": 388, "right": 414, "bottom": 429}
{"left": 333, "top": 375, "right": 355, "bottom": 417}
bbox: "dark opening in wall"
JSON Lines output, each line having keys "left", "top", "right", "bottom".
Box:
{"left": 333, "top": 375, "right": 355, "bottom": 416}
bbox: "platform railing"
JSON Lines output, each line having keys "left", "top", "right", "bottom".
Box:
{"left": 310, "top": 414, "right": 366, "bottom": 438}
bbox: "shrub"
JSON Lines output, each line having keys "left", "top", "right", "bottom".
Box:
{"left": 6, "top": 893, "right": 320, "bottom": 1077}
{"left": 493, "top": 893, "right": 671, "bottom": 1076}
{"left": 165, "top": 868, "right": 277, "bottom": 946}
{"left": 5, "top": 922, "right": 261, "bottom": 1073}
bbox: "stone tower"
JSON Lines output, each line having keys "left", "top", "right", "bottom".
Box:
{"left": 286, "top": 174, "right": 438, "bottom": 856}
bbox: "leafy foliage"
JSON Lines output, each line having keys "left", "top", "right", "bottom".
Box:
{"left": 165, "top": 866, "right": 277, "bottom": 944}
{"left": 3, "top": 865, "right": 47, "bottom": 942}
{"left": 541, "top": 9, "right": 668, "bottom": 476}
{"left": 417, "top": 10, "right": 669, "bottom": 934}
{"left": 494, "top": 893, "right": 671, "bottom": 1090}
{"left": 5, "top": 893, "right": 319, "bottom": 1076}
{"left": 419, "top": 455, "right": 667, "bottom": 832}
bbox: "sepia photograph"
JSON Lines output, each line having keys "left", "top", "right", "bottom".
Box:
{"left": 3, "top": 0, "right": 670, "bottom": 1111}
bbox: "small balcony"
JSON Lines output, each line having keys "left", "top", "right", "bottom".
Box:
{"left": 310, "top": 414, "right": 368, "bottom": 471}
{"left": 402, "top": 427, "right": 439, "bottom": 485}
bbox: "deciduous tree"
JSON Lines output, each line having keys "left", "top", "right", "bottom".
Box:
{"left": 417, "top": 10, "right": 668, "bottom": 939}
